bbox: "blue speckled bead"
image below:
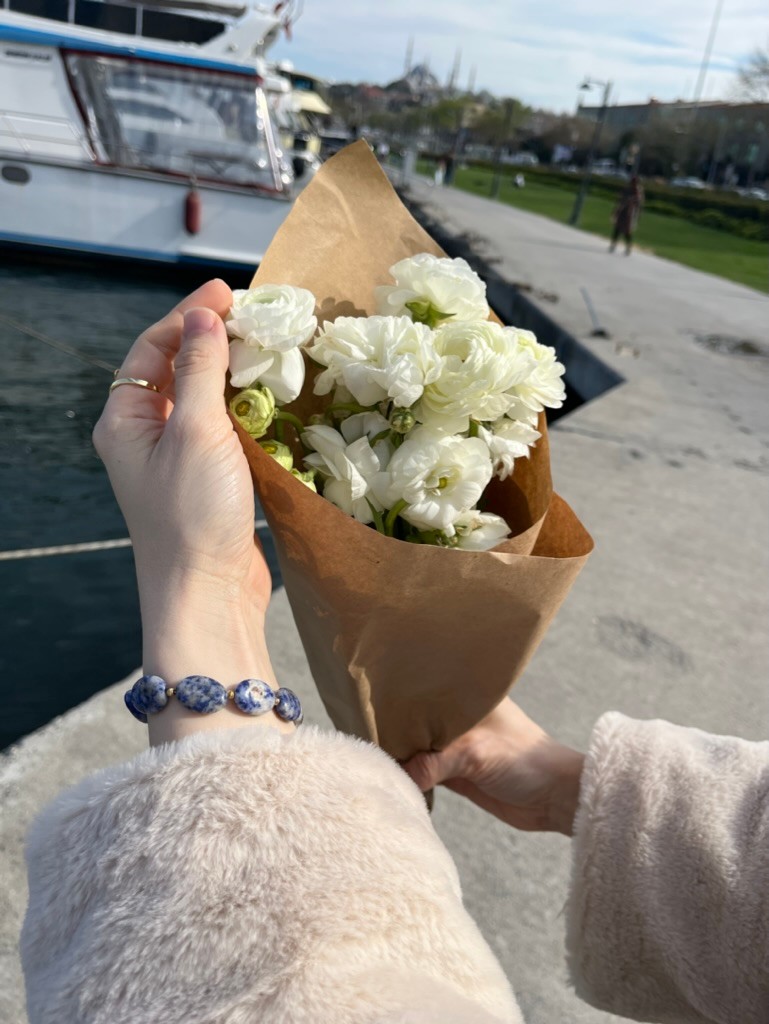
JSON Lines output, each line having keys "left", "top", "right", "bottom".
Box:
{"left": 175, "top": 675, "right": 228, "bottom": 714}
{"left": 124, "top": 690, "right": 148, "bottom": 724}
{"left": 233, "top": 679, "right": 276, "bottom": 716}
{"left": 274, "top": 687, "right": 303, "bottom": 724}
{"left": 130, "top": 674, "right": 168, "bottom": 715}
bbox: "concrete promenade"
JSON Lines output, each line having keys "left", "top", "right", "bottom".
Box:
{"left": 2, "top": 182, "right": 768, "bottom": 1023}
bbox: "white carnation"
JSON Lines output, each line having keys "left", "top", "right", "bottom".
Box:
{"left": 418, "top": 320, "right": 536, "bottom": 433}
{"left": 375, "top": 254, "right": 489, "bottom": 325}
{"left": 478, "top": 418, "right": 541, "bottom": 481}
{"left": 504, "top": 330, "right": 566, "bottom": 424}
{"left": 302, "top": 424, "right": 386, "bottom": 524}
{"left": 226, "top": 284, "right": 317, "bottom": 352}
{"left": 307, "top": 316, "right": 440, "bottom": 409}
{"left": 371, "top": 427, "right": 493, "bottom": 535}
{"left": 454, "top": 510, "right": 511, "bottom": 551}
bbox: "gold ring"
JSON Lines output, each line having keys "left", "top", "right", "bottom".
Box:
{"left": 109, "top": 377, "right": 161, "bottom": 394}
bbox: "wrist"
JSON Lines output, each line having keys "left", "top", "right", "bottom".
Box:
{"left": 545, "top": 743, "right": 585, "bottom": 837}
{"left": 137, "top": 571, "right": 288, "bottom": 745}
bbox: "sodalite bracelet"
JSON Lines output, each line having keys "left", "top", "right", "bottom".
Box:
{"left": 124, "top": 674, "right": 302, "bottom": 726}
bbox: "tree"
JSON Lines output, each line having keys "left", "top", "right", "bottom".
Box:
{"left": 735, "top": 49, "right": 769, "bottom": 103}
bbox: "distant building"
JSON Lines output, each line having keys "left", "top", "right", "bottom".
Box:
{"left": 578, "top": 99, "right": 768, "bottom": 180}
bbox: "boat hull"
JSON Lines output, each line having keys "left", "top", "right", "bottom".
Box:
{"left": 0, "top": 156, "right": 291, "bottom": 271}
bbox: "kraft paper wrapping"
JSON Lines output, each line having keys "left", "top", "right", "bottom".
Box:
{"left": 233, "top": 141, "right": 593, "bottom": 761}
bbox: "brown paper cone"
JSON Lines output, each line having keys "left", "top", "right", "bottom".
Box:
{"left": 234, "top": 141, "right": 593, "bottom": 760}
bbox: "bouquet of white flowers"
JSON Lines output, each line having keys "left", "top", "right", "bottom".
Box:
{"left": 228, "top": 258, "right": 565, "bottom": 551}
{"left": 226, "top": 142, "right": 593, "bottom": 761}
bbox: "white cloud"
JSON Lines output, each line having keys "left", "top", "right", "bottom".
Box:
{"left": 271, "top": 0, "right": 765, "bottom": 110}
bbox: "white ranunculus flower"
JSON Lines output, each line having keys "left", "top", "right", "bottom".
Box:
{"left": 302, "top": 424, "right": 386, "bottom": 524}
{"left": 340, "top": 412, "right": 394, "bottom": 469}
{"left": 478, "top": 418, "right": 541, "bottom": 481}
{"left": 375, "top": 254, "right": 489, "bottom": 326}
{"left": 226, "top": 284, "right": 318, "bottom": 353}
{"left": 228, "top": 340, "right": 305, "bottom": 403}
{"left": 504, "top": 330, "right": 566, "bottom": 424}
{"left": 307, "top": 316, "right": 440, "bottom": 409}
{"left": 454, "top": 510, "right": 511, "bottom": 551}
{"left": 418, "top": 320, "right": 537, "bottom": 433}
{"left": 371, "top": 427, "right": 493, "bottom": 535}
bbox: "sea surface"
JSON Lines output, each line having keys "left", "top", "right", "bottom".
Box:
{"left": 0, "top": 258, "right": 277, "bottom": 750}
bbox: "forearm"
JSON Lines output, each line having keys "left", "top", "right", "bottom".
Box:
{"left": 138, "top": 569, "right": 294, "bottom": 745}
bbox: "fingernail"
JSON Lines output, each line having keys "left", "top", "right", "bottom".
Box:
{"left": 184, "top": 308, "right": 217, "bottom": 336}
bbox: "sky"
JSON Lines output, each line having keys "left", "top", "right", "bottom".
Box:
{"left": 269, "top": 0, "right": 767, "bottom": 112}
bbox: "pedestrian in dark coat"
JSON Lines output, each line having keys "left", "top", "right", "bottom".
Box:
{"left": 610, "top": 175, "right": 644, "bottom": 254}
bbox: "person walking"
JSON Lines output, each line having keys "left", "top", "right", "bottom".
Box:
{"left": 610, "top": 175, "right": 644, "bottom": 254}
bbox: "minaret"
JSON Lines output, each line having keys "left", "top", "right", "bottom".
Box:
{"left": 404, "top": 35, "right": 414, "bottom": 75}
{"left": 467, "top": 64, "right": 477, "bottom": 95}
{"left": 447, "top": 48, "right": 461, "bottom": 95}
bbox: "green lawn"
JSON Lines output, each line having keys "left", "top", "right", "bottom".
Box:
{"left": 418, "top": 162, "right": 768, "bottom": 294}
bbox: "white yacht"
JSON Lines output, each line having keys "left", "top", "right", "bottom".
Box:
{"left": 0, "top": 0, "right": 305, "bottom": 270}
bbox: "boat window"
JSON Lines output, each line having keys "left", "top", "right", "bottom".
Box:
{"left": 74, "top": 0, "right": 137, "bottom": 35}
{"left": 8, "top": 0, "right": 69, "bottom": 21}
{"left": 141, "top": 9, "right": 225, "bottom": 44}
{"left": 65, "top": 53, "right": 282, "bottom": 192}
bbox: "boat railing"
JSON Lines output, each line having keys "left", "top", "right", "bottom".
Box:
{"left": 0, "top": 109, "right": 92, "bottom": 160}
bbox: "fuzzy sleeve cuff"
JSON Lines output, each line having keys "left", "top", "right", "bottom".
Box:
{"left": 567, "top": 711, "right": 769, "bottom": 1023}
{"left": 22, "top": 725, "right": 520, "bottom": 1024}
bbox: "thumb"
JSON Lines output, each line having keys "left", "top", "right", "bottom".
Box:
{"left": 402, "top": 745, "right": 467, "bottom": 792}
{"left": 173, "top": 308, "right": 228, "bottom": 416}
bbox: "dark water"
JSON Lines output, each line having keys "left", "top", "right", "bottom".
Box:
{"left": 0, "top": 259, "right": 277, "bottom": 750}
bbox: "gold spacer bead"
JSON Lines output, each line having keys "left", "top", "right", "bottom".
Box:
{"left": 165, "top": 687, "right": 175, "bottom": 698}
{"left": 227, "top": 690, "right": 235, "bottom": 700}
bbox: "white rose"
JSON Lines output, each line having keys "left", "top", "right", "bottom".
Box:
{"left": 302, "top": 424, "right": 386, "bottom": 524}
{"left": 375, "top": 254, "right": 489, "bottom": 326}
{"left": 454, "top": 510, "right": 511, "bottom": 551}
{"left": 504, "top": 330, "right": 566, "bottom": 424}
{"left": 228, "top": 342, "right": 305, "bottom": 403}
{"left": 478, "top": 418, "right": 541, "bottom": 481}
{"left": 371, "top": 427, "right": 493, "bottom": 535}
{"left": 307, "top": 316, "right": 440, "bottom": 409}
{"left": 226, "top": 284, "right": 317, "bottom": 352}
{"left": 418, "top": 320, "right": 536, "bottom": 433}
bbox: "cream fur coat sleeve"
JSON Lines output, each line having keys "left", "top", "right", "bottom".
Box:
{"left": 568, "top": 712, "right": 769, "bottom": 1023}
{"left": 20, "top": 726, "right": 521, "bottom": 1024}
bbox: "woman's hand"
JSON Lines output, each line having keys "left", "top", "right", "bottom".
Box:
{"left": 402, "top": 699, "right": 585, "bottom": 836}
{"left": 94, "top": 280, "right": 290, "bottom": 743}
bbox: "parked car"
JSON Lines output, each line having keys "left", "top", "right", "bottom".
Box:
{"left": 670, "top": 176, "right": 707, "bottom": 190}
{"left": 501, "top": 152, "right": 539, "bottom": 166}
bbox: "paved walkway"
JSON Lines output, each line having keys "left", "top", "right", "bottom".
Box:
{"left": 2, "top": 182, "right": 768, "bottom": 1023}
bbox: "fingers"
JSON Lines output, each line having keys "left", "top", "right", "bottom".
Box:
{"left": 171, "top": 308, "right": 229, "bottom": 418}
{"left": 117, "top": 279, "right": 232, "bottom": 394}
{"left": 402, "top": 745, "right": 468, "bottom": 792}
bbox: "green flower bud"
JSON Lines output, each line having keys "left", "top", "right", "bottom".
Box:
{"left": 259, "top": 440, "right": 293, "bottom": 471}
{"left": 291, "top": 469, "right": 317, "bottom": 492}
{"left": 390, "top": 408, "right": 415, "bottom": 434}
{"left": 229, "top": 386, "right": 276, "bottom": 439}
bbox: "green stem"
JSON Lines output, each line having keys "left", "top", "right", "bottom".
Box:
{"left": 274, "top": 410, "right": 305, "bottom": 434}
{"left": 273, "top": 418, "right": 285, "bottom": 443}
{"left": 468, "top": 419, "right": 480, "bottom": 438}
{"left": 371, "top": 428, "right": 392, "bottom": 444}
{"left": 384, "top": 499, "right": 409, "bottom": 538}
{"left": 325, "top": 402, "right": 371, "bottom": 417}
{"left": 366, "top": 499, "right": 386, "bottom": 535}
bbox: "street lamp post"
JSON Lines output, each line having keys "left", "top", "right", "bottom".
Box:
{"left": 569, "top": 78, "right": 612, "bottom": 226}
